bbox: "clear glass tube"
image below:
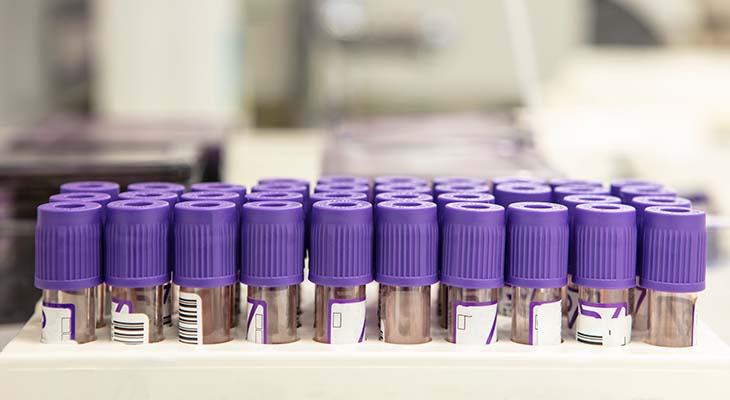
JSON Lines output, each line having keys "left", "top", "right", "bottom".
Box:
{"left": 110, "top": 285, "right": 165, "bottom": 344}
{"left": 647, "top": 290, "right": 698, "bottom": 348}
{"left": 232, "top": 283, "right": 240, "bottom": 328}
{"left": 314, "top": 285, "right": 367, "bottom": 344}
{"left": 498, "top": 286, "right": 513, "bottom": 316}
{"left": 178, "top": 285, "right": 233, "bottom": 345}
{"left": 163, "top": 281, "right": 172, "bottom": 326}
{"left": 632, "top": 277, "right": 649, "bottom": 332}
{"left": 575, "top": 287, "right": 631, "bottom": 347}
{"left": 95, "top": 283, "right": 110, "bottom": 328}
{"left": 511, "top": 286, "right": 562, "bottom": 346}
{"left": 438, "top": 283, "right": 447, "bottom": 329}
{"left": 564, "top": 275, "right": 580, "bottom": 331}
{"left": 446, "top": 287, "right": 499, "bottom": 345}
{"left": 378, "top": 284, "right": 431, "bottom": 344}
{"left": 41, "top": 288, "right": 96, "bottom": 344}
{"left": 246, "top": 285, "right": 298, "bottom": 344}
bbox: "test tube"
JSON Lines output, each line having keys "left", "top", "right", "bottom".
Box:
{"left": 374, "top": 175, "right": 428, "bottom": 186}
{"left": 375, "top": 191, "right": 433, "bottom": 205}
{"left": 251, "top": 183, "right": 309, "bottom": 208}
{"left": 490, "top": 176, "right": 545, "bottom": 192}
{"left": 374, "top": 183, "right": 432, "bottom": 197}
{"left": 573, "top": 203, "right": 636, "bottom": 346}
{"left": 49, "top": 192, "right": 112, "bottom": 222}
{"left": 60, "top": 181, "right": 120, "bottom": 328}
{"left": 506, "top": 202, "right": 568, "bottom": 346}
{"left": 128, "top": 182, "right": 185, "bottom": 197}
{"left": 190, "top": 182, "right": 247, "bottom": 198}
{"left": 620, "top": 184, "right": 675, "bottom": 204}
{"left": 641, "top": 206, "right": 706, "bottom": 347}
{"left": 432, "top": 183, "right": 490, "bottom": 199}
{"left": 547, "top": 178, "right": 603, "bottom": 189}
{"left": 315, "top": 183, "right": 372, "bottom": 202}
{"left": 376, "top": 200, "right": 438, "bottom": 344}
{"left": 35, "top": 201, "right": 102, "bottom": 344}
{"left": 557, "top": 194, "right": 621, "bottom": 329}
{"left": 241, "top": 201, "right": 304, "bottom": 344}
{"left": 119, "top": 190, "right": 179, "bottom": 327}
{"left": 106, "top": 199, "right": 170, "bottom": 344}
{"left": 629, "top": 195, "right": 692, "bottom": 332}
{"left": 441, "top": 202, "right": 505, "bottom": 345}
{"left": 174, "top": 200, "right": 237, "bottom": 345}
{"left": 493, "top": 182, "right": 552, "bottom": 316}
{"left": 552, "top": 184, "right": 609, "bottom": 203}
{"left": 610, "top": 179, "right": 659, "bottom": 197}
{"left": 259, "top": 177, "right": 311, "bottom": 193}
{"left": 433, "top": 176, "right": 485, "bottom": 186}
{"left": 435, "top": 192, "right": 495, "bottom": 328}
{"left": 317, "top": 175, "right": 370, "bottom": 186}
{"left": 309, "top": 200, "right": 373, "bottom": 344}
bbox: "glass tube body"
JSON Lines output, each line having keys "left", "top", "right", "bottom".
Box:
{"left": 564, "top": 275, "right": 580, "bottom": 331}
{"left": 511, "top": 286, "right": 562, "bottom": 346}
{"left": 232, "top": 282, "right": 240, "bottom": 328}
{"left": 110, "top": 285, "right": 165, "bottom": 344}
{"left": 632, "top": 277, "right": 649, "bottom": 332}
{"left": 314, "top": 285, "right": 367, "bottom": 344}
{"left": 498, "top": 286, "right": 513, "bottom": 316}
{"left": 378, "top": 284, "right": 431, "bottom": 344}
{"left": 446, "top": 287, "right": 499, "bottom": 345}
{"left": 41, "top": 288, "right": 96, "bottom": 344}
{"left": 646, "top": 290, "right": 698, "bottom": 347}
{"left": 95, "top": 283, "right": 110, "bottom": 328}
{"left": 178, "top": 285, "right": 233, "bottom": 345}
{"left": 163, "top": 281, "right": 172, "bottom": 326}
{"left": 246, "top": 285, "right": 298, "bottom": 344}
{"left": 575, "top": 287, "right": 631, "bottom": 347}
{"left": 438, "top": 283, "right": 447, "bottom": 329}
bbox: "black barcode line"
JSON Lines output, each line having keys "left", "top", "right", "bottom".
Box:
{"left": 112, "top": 319, "right": 145, "bottom": 345}
{"left": 178, "top": 294, "right": 201, "bottom": 344}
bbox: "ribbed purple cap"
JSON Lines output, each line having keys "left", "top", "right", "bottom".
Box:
{"left": 119, "top": 191, "right": 179, "bottom": 210}
{"left": 490, "top": 176, "right": 545, "bottom": 192}
{"left": 61, "top": 181, "right": 120, "bottom": 200}
{"left": 573, "top": 203, "right": 636, "bottom": 289}
{"left": 548, "top": 178, "right": 603, "bottom": 189}
{"left": 258, "top": 177, "right": 310, "bottom": 192}
{"left": 375, "top": 201, "right": 438, "bottom": 286}
{"left": 441, "top": 203, "right": 505, "bottom": 289}
{"left": 376, "top": 191, "right": 434, "bottom": 205}
{"left": 433, "top": 176, "right": 485, "bottom": 186}
{"left": 374, "top": 175, "right": 428, "bottom": 186}
{"left": 317, "top": 175, "right": 369, "bottom": 186}
{"left": 182, "top": 191, "right": 242, "bottom": 211}
{"left": 506, "top": 202, "right": 568, "bottom": 288}
{"left": 173, "top": 201, "right": 238, "bottom": 288}
{"left": 436, "top": 192, "right": 495, "bottom": 220}
{"left": 374, "top": 183, "right": 431, "bottom": 196}
{"left": 105, "top": 200, "right": 170, "bottom": 288}
{"left": 553, "top": 184, "right": 610, "bottom": 203}
{"left": 240, "top": 201, "right": 304, "bottom": 287}
{"left": 252, "top": 183, "right": 309, "bottom": 209}
{"left": 49, "top": 192, "right": 111, "bottom": 223}
{"left": 35, "top": 202, "right": 103, "bottom": 290}
{"left": 620, "top": 184, "right": 675, "bottom": 204}
{"left": 309, "top": 200, "right": 373, "bottom": 286}
{"left": 640, "top": 206, "right": 706, "bottom": 293}
{"left": 315, "top": 183, "right": 371, "bottom": 201}
{"left": 494, "top": 182, "right": 551, "bottom": 208}
{"left": 610, "top": 179, "right": 659, "bottom": 197}
{"left": 308, "top": 191, "right": 366, "bottom": 215}
{"left": 190, "top": 182, "right": 247, "bottom": 200}
{"left": 433, "top": 183, "right": 490, "bottom": 199}
{"left": 128, "top": 182, "right": 185, "bottom": 197}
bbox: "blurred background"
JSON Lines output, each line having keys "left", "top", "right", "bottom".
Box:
{"left": 1, "top": 0, "right": 729, "bottom": 344}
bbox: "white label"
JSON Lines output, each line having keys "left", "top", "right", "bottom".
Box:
{"left": 566, "top": 285, "right": 579, "bottom": 330}
{"left": 498, "top": 287, "right": 512, "bottom": 316}
{"left": 454, "top": 302, "right": 498, "bottom": 345}
{"left": 178, "top": 292, "right": 203, "bottom": 345}
{"left": 576, "top": 301, "right": 631, "bottom": 347}
{"left": 111, "top": 299, "right": 150, "bottom": 345}
{"left": 41, "top": 303, "right": 75, "bottom": 344}
{"left": 162, "top": 282, "right": 172, "bottom": 326}
{"left": 530, "top": 300, "right": 562, "bottom": 346}
{"left": 328, "top": 299, "right": 366, "bottom": 344}
{"left": 246, "top": 299, "right": 266, "bottom": 344}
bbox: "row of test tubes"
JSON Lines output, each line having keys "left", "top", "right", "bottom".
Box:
{"left": 33, "top": 175, "right": 705, "bottom": 348}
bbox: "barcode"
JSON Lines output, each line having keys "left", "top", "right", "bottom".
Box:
{"left": 178, "top": 293, "right": 202, "bottom": 344}
{"left": 112, "top": 319, "right": 146, "bottom": 344}
{"left": 577, "top": 331, "right": 603, "bottom": 345}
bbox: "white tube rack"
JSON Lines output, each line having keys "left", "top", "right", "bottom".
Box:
{"left": 2, "top": 282, "right": 729, "bottom": 399}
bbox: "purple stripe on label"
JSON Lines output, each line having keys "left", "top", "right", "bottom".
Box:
{"left": 327, "top": 297, "right": 366, "bottom": 344}
{"left": 453, "top": 300, "right": 498, "bottom": 345}
{"left": 247, "top": 298, "right": 268, "bottom": 344}
{"left": 112, "top": 298, "right": 134, "bottom": 313}
{"left": 635, "top": 287, "right": 647, "bottom": 314}
{"left": 578, "top": 300, "right": 628, "bottom": 319}
{"left": 567, "top": 285, "right": 579, "bottom": 329}
{"left": 42, "top": 302, "right": 76, "bottom": 341}
{"left": 528, "top": 300, "right": 558, "bottom": 346}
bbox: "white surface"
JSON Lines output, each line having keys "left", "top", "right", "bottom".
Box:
{"left": 1, "top": 282, "right": 728, "bottom": 399}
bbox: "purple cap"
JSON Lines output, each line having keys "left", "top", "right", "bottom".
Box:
{"left": 640, "top": 206, "right": 706, "bottom": 293}
{"left": 49, "top": 192, "right": 112, "bottom": 223}
{"left": 610, "top": 179, "right": 659, "bottom": 197}
{"left": 490, "top": 176, "right": 545, "bottom": 192}
{"left": 182, "top": 191, "right": 242, "bottom": 211}
{"left": 119, "top": 191, "right": 179, "bottom": 210}
{"left": 60, "top": 181, "right": 120, "bottom": 200}
{"left": 173, "top": 201, "right": 238, "bottom": 288}
{"left": 548, "top": 178, "right": 603, "bottom": 189}
{"left": 441, "top": 203, "right": 505, "bottom": 289}
{"left": 374, "top": 175, "right": 428, "bottom": 186}
{"left": 252, "top": 183, "right": 309, "bottom": 207}
{"left": 506, "top": 202, "right": 568, "bottom": 288}
{"left": 433, "top": 176, "right": 485, "bottom": 186}
{"left": 105, "top": 200, "right": 170, "bottom": 288}
{"left": 376, "top": 191, "right": 434, "bottom": 205}
{"left": 433, "top": 183, "right": 490, "bottom": 199}
{"left": 190, "top": 182, "right": 247, "bottom": 200}
{"left": 240, "top": 201, "right": 304, "bottom": 287}
{"left": 494, "top": 182, "right": 551, "bottom": 208}
{"left": 308, "top": 191, "right": 366, "bottom": 215}
{"left": 573, "top": 203, "right": 636, "bottom": 289}
{"left": 317, "top": 175, "right": 369, "bottom": 186}
{"left": 620, "top": 184, "right": 675, "bottom": 204}
{"left": 35, "top": 202, "right": 102, "bottom": 290}
{"left": 247, "top": 190, "right": 304, "bottom": 204}
{"left": 258, "top": 177, "right": 310, "bottom": 192}
{"left": 315, "top": 183, "right": 371, "bottom": 201}
{"left": 374, "top": 183, "right": 431, "bottom": 196}
{"left": 309, "top": 200, "right": 373, "bottom": 286}
{"left": 127, "top": 182, "right": 185, "bottom": 197}
{"left": 553, "top": 184, "right": 610, "bottom": 203}
{"left": 375, "top": 201, "right": 438, "bottom": 286}
{"left": 436, "top": 192, "right": 495, "bottom": 220}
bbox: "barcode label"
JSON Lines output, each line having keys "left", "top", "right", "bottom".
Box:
{"left": 41, "top": 303, "right": 76, "bottom": 344}
{"left": 576, "top": 301, "right": 631, "bottom": 347}
{"left": 162, "top": 282, "right": 172, "bottom": 326}
{"left": 328, "top": 298, "right": 366, "bottom": 344}
{"left": 245, "top": 299, "right": 267, "bottom": 344}
{"left": 111, "top": 298, "right": 149, "bottom": 345}
{"left": 178, "top": 292, "right": 203, "bottom": 344}
{"left": 454, "top": 301, "right": 498, "bottom": 346}
{"left": 529, "top": 299, "right": 562, "bottom": 346}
